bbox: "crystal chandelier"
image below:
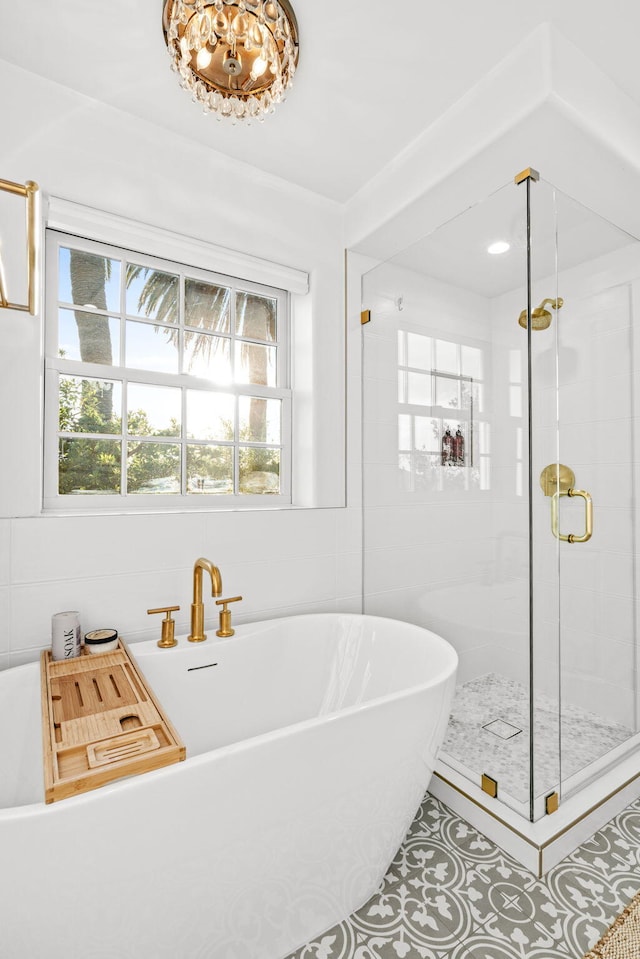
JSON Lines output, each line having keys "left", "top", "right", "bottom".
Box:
{"left": 162, "top": 0, "right": 299, "bottom": 122}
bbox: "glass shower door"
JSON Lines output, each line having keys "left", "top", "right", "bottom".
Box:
{"left": 361, "top": 179, "right": 538, "bottom": 820}
{"left": 548, "top": 188, "right": 640, "bottom": 803}
{"left": 361, "top": 169, "right": 640, "bottom": 826}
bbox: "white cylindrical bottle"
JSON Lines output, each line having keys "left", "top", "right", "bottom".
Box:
{"left": 51, "top": 611, "right": 82, "bottom": 661}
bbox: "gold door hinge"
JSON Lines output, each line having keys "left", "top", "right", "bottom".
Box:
{"left": 545, "top": 791, "right": 559, "bottom": 815}
{"left": 481, "top": 773, "right": 498, "bottom": 798}
{"left": 360, "top": 309, "right": 371, "bottom": 325}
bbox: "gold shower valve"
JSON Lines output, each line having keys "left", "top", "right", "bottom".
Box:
{"left": 215, "top": 596, "right": 242, "bottom": 637}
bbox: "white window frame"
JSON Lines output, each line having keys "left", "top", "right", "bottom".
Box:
{"left": 43, "top": 225, "right": 296, "bottom": 511}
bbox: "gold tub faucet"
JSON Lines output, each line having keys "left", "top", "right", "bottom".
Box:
{"left": 188, "top": 557, "right": 223, "bottom": 643}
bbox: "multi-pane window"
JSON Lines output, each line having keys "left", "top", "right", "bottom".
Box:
{"left": 44, "top": 232, "right": 290, "bottom": 508}
{"left": 397, "top": 330, "right": 490, "bottom": 491}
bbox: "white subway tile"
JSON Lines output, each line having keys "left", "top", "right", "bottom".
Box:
{"left": 9, "top": 567, "right": 194, "bottom": 653}
{"left": 11, "top": 514, "right": 207, "bottom": 584}
{"left": 0, "top": 589, "right": 9, "bottom": 656}
{"left": 0, "top": 520, "right": 10, "bottom": 586}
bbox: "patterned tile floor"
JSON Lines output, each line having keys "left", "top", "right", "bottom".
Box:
{"left": 286, "top": 792, "right": 640, "bottom": 959}
{"left": 442, "top": 674, "right": 634, "bottom": 803}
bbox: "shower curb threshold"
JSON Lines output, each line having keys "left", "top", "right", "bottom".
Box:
{"left": 430, "top": 752, "right": 640, "bottom": 877}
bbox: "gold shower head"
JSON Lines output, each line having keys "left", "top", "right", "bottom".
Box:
{"left": 518, "top": 297, "right": 564, "bottom": 330}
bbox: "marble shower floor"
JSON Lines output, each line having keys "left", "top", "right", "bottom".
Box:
{"left": 441, "top": 673, "right": 634, "bottom": 803}
{"left": 287, "top": 791, "right": 640, "bottom": 959}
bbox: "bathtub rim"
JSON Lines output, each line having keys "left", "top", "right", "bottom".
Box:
{"left": 1, "top": 612, "right": 457, "bottom": 818}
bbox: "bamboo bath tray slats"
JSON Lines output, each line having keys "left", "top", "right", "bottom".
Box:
{"left": 41, "top": 640, "right": 185, "bottom": 803}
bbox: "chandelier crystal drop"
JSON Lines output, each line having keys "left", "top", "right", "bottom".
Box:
{"left": 163, "top": 0, "right": 299, "bottom": 122}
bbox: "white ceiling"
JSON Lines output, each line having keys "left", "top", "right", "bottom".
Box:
{"left": 1, "top": 1, "right": 640, "bottom": 204}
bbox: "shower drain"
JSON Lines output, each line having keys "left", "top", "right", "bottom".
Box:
{"left": 483, "top": 719, "right": 522, "bottom": 740}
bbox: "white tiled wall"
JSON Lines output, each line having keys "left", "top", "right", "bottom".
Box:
{"left": 0, "top": 59, "right": 359, "bottom": 669}
{"left": 1, "top": 508, "right": 362, "bottom": 666}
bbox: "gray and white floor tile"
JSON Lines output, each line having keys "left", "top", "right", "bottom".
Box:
{"left": 286, "top": 793, "right": 640, "bottom": 959}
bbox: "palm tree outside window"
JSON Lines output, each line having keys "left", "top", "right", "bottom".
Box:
{"left": 44, "top": 231, "right": 291, "bottom": 509}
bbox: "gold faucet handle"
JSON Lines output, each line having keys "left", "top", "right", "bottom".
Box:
{"left": 215, "top": 596, "right": 242, "bottom": 638}
{"left": 147, "top": 605, "right": 180, "bottom": 649}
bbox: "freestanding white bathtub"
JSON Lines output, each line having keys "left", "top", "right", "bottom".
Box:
{"left": 0, "top": 613, "right": 457, "bottom": 959}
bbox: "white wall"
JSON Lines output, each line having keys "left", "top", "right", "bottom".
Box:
{"left": 0, "top": 60, "right": 361, "bottom": 667}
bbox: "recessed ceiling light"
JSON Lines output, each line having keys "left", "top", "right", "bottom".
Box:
{"left": 487, "top": 241, "right": 510, "bottom": 255}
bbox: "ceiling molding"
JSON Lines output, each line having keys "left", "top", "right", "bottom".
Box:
{"left": 346, "top": 23, "right": 640, "bottom": 260}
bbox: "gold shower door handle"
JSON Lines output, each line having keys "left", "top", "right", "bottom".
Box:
{"left": 551, "top": 489, "right": 593, "bottom": 543}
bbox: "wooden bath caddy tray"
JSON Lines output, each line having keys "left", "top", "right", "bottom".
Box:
{"left": 41, "top": 640, "right": 185, "bottom": 803}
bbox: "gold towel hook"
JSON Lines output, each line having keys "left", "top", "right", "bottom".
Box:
{"left": 0, "top": 177, "right": 40, "bottom": 316}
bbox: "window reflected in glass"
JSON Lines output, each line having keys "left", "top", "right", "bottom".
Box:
{"left": 186, "top": 391, "right": 235, "bottom": 441}
{"left": 187, "top": 444, "right": 233, "bottom": 494}
{"left": 185, "top": 279, "right": 230, "bottom": 333}
{"left": 59, "top": 247, "right": 121, "bottom": 313}
{"left": 415, "top": 417, "right": 439, "bottom": 451}
{"left": 127, "top": 383, "right": 181, "bottom": 437}
{"left": 407, "top": 333, "right": 431, "bottom": 370}
{"left": 398, "top": 414, "right": 411, "bottom": 450}
{"left": 435, "top": 375, "right": 460, "bottom": 409}
{"left": 127, "top": 442, "right": 181, "bottom": 493}
{"left": 435, "top": 339, "right": 458, "bottom": 374}
{"left": 461, "top": 345, "right": 482, "bottom": 378}
{"left": 235, "top": 292, "right": 277, "bottom": 342}
{"left": 125, "top": 265, "right": 179, "bottom": 324}
{"left": 407, "top": 372, "right": 431, "bottom": 406}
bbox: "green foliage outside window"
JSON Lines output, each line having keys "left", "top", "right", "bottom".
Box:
{"left": 56, "top": 246, "right": 282, "bottom": 497}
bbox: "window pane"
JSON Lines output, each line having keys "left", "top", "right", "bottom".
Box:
{"left": 239, "top": 447, "right": 280, "bottom": 494}
{"left": 125, "top": 265, "right": 178, "bottom": 324}
{"left": 59, "top": 247, "right": 120, "bottom": 313}
{"left": 235, "top": 292, "right": 277, "bottom": 342}
{"left": 185, "top": 279, "right": 230, "bottom": 333}
{"left": 407, "top": 333, "right": 431, "bottom": 370}
{"left": 239, "top": 397, "right": 280, "bottom": 444}
{"left": 59, "top": 376, "right": 122, "bottom": 434}
{"left": 397, "top": 331, "right": 406, "bottom": 366}
{"left": 235, "top": 342, "right": 276, "bottom": 386}
{"left": 435, "top": 339, "right": 458, "bottom": 374}
{"left": 398, "top": 414, "right": 411, "bottom": 450}
{"left": 58, "top": 308, "right": 120, "bottom": 365}
{"left": 461, "top": 345, "right": 482, "bottom": 378}
{"left": 184, "top": 331, "right": 232, "bottom": 382}
{"left": 127, "top": 442, "right": 181, "bottom": 493}
{"left": 126, "top": 320, "right": 179, "bottom": 373}
{"left": 127, "top": 384, "right": 181, "bottom": 437}
{"left": 186, "top": 391, "right": 234, "bottom": 441}
{"left": 407, "top": 371, "right": 431, "bottom": 406}
{"left": 415, "top": 417, "right": 439, "bottom": 452}
{"left": 435, "top": 375, "right": 460, "bottom": 409}
{"left": 187, "top": 444, "right": 233, "bottom": 494}
{"left": 59, "top": 438, "right": 121, "bottom": 494}
{"left": 398, "top": 370, "right": 407, "bottom": 403}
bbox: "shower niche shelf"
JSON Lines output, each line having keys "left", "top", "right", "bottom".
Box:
{"left": 40, "top": 640, "right": 185, "bottom": 803}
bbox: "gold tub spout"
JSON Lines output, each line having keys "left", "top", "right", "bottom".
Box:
{"left": 188, "top": 557, "right": 223, "bottom": 643}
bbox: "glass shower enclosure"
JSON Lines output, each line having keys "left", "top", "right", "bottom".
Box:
{"left": 361, "top": 168, "right": 640, "bottom": 825}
